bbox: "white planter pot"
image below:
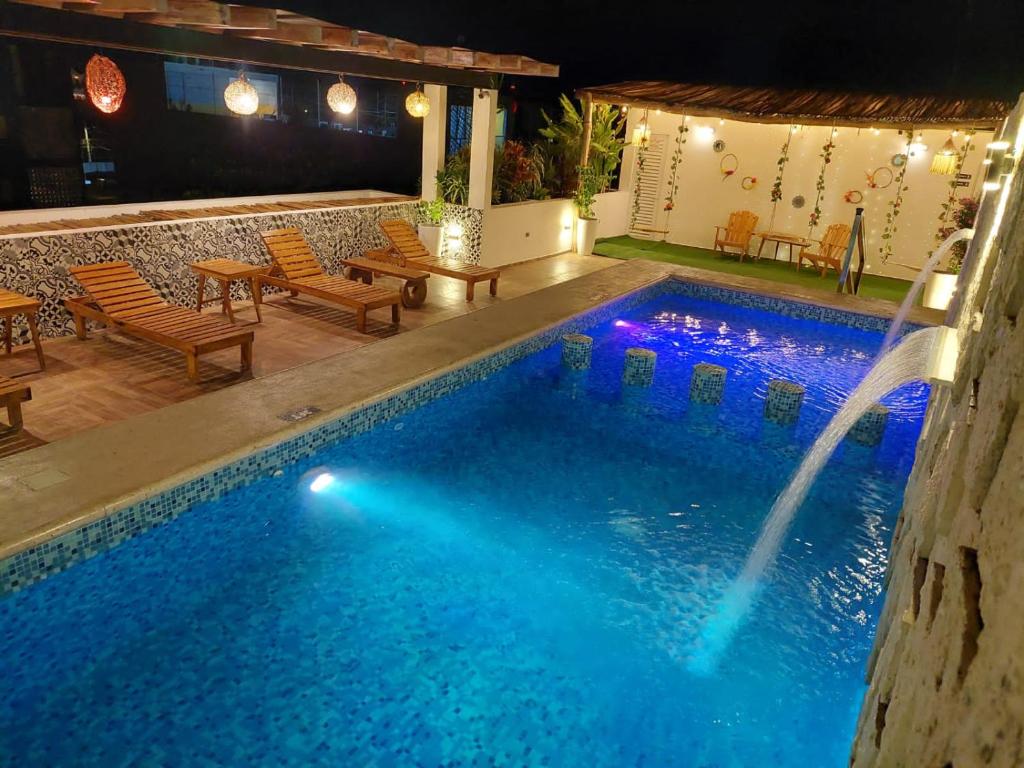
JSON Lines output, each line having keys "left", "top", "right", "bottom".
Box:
{"left": 417, "top": 223, "right": 443, "bottom": 258}
{"left": 576, "top": 217, "right": 598, "bottom": 256}
{"left": 922, "top": 271, "right": 958, "bottom": 311}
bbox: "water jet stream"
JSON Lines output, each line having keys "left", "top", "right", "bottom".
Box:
{"left": 689, "top": 327, "right": 945, "bottom": 674}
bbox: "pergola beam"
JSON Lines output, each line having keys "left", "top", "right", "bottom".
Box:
{"left": 3, "top": 0, "right": 559, "bottom": 79}
{"left": 0, "top": 1, "right": 498, "bottom": 87}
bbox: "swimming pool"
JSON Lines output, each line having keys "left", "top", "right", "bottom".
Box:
{"left": 0, "top": 287, "right": 928, "bottom": 766}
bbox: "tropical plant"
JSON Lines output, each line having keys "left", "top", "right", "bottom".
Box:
{"left": 418, "top": 196, "right": 444, "bottom": 225}
{"left": 492, "top": 140, "right": 547, "bottom": 204}
{"left": 436, "top": 146, "right": 470, "bottom": 205}
{"left": 573, "top": 165, "right": 602, "bottom": 219}
{"left": 539, "top": 94, "right": 625, "bottom": 197}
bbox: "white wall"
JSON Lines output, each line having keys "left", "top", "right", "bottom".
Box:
{"left": 625, "top": 110, "right": 992, "bottom": 279}
{"left": 480, "top": 198, "right": 575, "bottom": 267}
{"left": 479, "top": 190, "right": 629, "bottom": 267}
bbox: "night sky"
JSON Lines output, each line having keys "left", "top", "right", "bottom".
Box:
{"left": 238, "top": 0, "right": 1024, "bottom": 101}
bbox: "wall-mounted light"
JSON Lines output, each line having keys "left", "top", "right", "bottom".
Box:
{"left": 224, "top": 72, "right": 259, "bottom": 116}
{"left": 982, "top": 140, "right": 1014, "bottom": 191}
{"left": 326, "top": 74, "right": 357, "bottom": 115}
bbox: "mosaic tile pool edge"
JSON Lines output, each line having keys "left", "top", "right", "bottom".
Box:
{"left": 0, "top": 277, "right": 915, "bottom": 596}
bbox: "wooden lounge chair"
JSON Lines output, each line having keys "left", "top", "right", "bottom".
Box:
{"left": 259, "top": 228, "right": 401, "bottom": 333}
{"left": 798, "top": 223, "right": 852, "bottom": 276}
{"left": 375, "top": 219, "right": 499, "bottom": 301}
{"left": 713, "top": 210, "right": 759, "bottom": 261}
{"left": 0, "top": 375, "right": 31, "bottom": 435}
{"left": 64, "top": 262, "right": 254, "bottom": 382}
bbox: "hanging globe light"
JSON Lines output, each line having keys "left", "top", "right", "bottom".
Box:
{"left": 224, "top": 72, "right": 259, "bottom": 116}
{"left": 326, "top": 75, "right": 357, "bottom": 115}
{"left": 405, "top": 86, "right": 430, "bottom": 118}
{"left": 85, "top": 54, "right": 126, "bottom": 114}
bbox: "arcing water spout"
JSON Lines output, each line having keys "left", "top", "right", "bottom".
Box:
{"left": 877, "top": 228, "right": 974, "bottom": 358}
{"left": 689, "top": 326, "right": 955, "bottom": 674}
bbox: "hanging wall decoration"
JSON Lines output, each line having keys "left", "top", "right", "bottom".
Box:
{"left": 880, "top": 128, "right": 914, "bottom": 263}
{"left": 843, "top": 190, "right": 864, "bottom": 204}
{"left": 767, "top": 127, "right": 794, "bottom": 230}
{"left": 663, "top": 115, "right": 688, "bottom": 213}
{"left": 630, "top": 109, "right": 650, "bottom": 231}
{"left": 712, "top": 139, "right": 726, "bottom": 153}
{"left": 933, "top": 130, "right": 976, "bottom": 249}
{"left": 224, "top": 72, "right": 259, "bottom": 115}
{"left": 719, "top": 153, "right": 738, "bottom": 181}
{"left": 85, "top": 54, "right": 126, "bottom": 114}
{"left": 791, "top": 195, "right": 805, "bottom": 209}
{"left": 327, "top": 75, "right": 357, "bottom": 115}
{"left": 741, "top": 176, "right": 758, "bottom": 191}
{"left": 866, "top": 167, "right": 894, "bottom": 189}
{"left": 807, "top": 129, "right": 836, "bottom": 231}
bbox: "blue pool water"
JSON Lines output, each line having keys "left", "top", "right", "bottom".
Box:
{"left": 0, "top": 293, "right": 929, "bottom": 766}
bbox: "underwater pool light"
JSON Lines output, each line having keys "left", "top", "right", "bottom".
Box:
{"left": 309, "top": 473, "right": 335, "bottom": 493}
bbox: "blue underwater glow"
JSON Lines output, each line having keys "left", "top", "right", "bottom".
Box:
{"left": 0, "top": 293, "right": 928, "bottom": 766}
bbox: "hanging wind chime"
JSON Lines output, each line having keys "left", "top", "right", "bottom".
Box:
{"left": 85, "top": 54, "right": 126, "bottom": 114}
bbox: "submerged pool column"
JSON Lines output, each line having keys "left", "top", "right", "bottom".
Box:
{"left": 848, "top": 403, "right": 890, "bottom": 446}
{"left": 764, "top": 379, "right": 805, "bottom": 425}
{"left": 623, "top": 348, "right": 657, "bottom": 386}
{"left": 690, "top": 363, "right": 728, "bottom": 405}
{"left": 561, "top": 333, "right": 594, "bottom": 370}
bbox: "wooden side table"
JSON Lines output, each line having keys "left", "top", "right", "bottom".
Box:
{"left": 756, "top": 232, "right": 811, "bottom": 263}
{"left": 0, "top": 288, "right": 45, "bottom": 375}
{"left": 191, "top": 259, "right": 269, "bottom": 324}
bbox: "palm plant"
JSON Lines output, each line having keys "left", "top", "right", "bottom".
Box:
{"left": 539, "top": 94, "right": 625, "bottom": 197}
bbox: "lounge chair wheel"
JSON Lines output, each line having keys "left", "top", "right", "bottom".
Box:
{"left": 401, "top": 279, "right": 428, "bottom": 309}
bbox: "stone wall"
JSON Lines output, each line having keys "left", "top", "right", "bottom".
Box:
{"left": 851, "top": 103, "right": 1024, "bottom": 766}
{"left": 0, "top": 201, "right": 483, "bottom": 343}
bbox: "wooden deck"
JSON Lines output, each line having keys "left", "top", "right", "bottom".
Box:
{"left": 0, "top": 253, "right": 614, "bottom": 457}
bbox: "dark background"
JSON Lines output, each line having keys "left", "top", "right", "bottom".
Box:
{"left": 3, "top": 0, "right": 1022, "bottom": 211}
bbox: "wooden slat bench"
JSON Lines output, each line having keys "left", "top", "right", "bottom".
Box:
{"left": 0, "top": 374, "right": 31, "bottom": 435}
{"left": 341, "top": 252, "right": 430, "bottom": 308}
{"left": 65, "top": 262, "right": 254, "bottom": 382}
{"left": 259, "top": 228, "right": 402, "bottom": 333}
{"left": 376, "top": 220, "right": 500, "bottom": 302}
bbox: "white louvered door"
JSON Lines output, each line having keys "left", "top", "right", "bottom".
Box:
{"left": 629, "top": 133, "right": 667, "bottom": 239}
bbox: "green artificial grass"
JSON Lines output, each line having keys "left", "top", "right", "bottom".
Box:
{"left": 594, "top": 235, "right": 913, "bottom": 304}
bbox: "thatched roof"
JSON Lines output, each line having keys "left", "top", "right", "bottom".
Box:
{"left": 577, "top": 81, "right": 1012, "bottom": 129}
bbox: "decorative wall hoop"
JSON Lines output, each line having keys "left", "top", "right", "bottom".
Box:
{"left": 867, "top": 167, "right": 893, "bottom": 190}
{"left": 719, "top": 153, "right": 738, "bottom": 181}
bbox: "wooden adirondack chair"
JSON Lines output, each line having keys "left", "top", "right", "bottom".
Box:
{"left": 713, "top": 211, "right": 759, "bottom": 261}
{"left": 798, "top": 223, "right": 853, "bottom": 276}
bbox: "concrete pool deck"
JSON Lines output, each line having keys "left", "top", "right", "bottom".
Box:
{"left": 0, "top": 259, "right": 942, "bottom": 564}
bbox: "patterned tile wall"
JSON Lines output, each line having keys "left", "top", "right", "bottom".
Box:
{"left": 0, "top": 277, "right": 921, "bottom": 596}
{"left": 0, "top": 202, "right": 484, "bottom": 343}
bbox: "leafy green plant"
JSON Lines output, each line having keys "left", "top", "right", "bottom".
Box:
{"left": 573, "top": 165, "right": 602, "bottom": 219}
{"left": 937, "top": 196, "right": 979, "bottom": 274}
{"left": 436, "top": 146, "right": 470, "bottom": 205}
{"left": 539, "top": 94, "right": 625, "bottom": 197}
{"left": 418, "top": 196, "right": 444, "bottom": 225}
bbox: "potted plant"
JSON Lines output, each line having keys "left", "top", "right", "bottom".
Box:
{"left": 924, "top": 197, "right": 978, "bottom": 310}
{"left": 574, "top": 165, "right": 602, "bottom": 256}
{"left": 417, "top": 196, "right": 445, "bottom": 258}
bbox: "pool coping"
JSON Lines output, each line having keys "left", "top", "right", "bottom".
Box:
{"left": 0, "top": 260, "right": 942, "bottom": 583}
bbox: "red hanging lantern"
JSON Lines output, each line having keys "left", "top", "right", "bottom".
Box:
{"left": 85, "top": 54, "right": 126, "bottom": 114}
